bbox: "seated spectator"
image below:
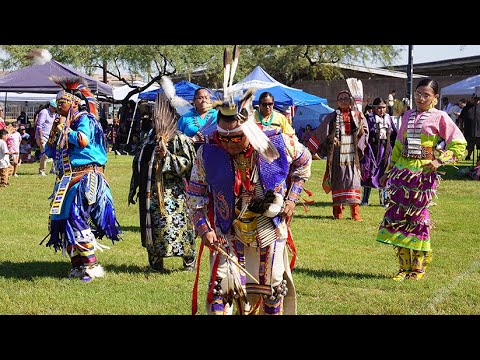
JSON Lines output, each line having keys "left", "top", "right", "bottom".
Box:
{"left": 19, "top": 137, "right": 35, "bottom": 163}
{"left": 17, "top": 111, "right": 30, "bottom": 126}
{"left": 18, "top": 125, "right": 30, "bottom": 140}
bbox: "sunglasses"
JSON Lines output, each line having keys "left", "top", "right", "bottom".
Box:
{"left": 261, "top": 102, "right": 274, "bottom": 107}
{"left": 218, "top": 134, "right": 244, "bottom": 143}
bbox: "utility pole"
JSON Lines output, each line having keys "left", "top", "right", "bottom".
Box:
{"left": 102, "top": 59, "right": 110, "bottom": 121}
{"left": 406, "top": 45, "right": 413, "bottom": 109}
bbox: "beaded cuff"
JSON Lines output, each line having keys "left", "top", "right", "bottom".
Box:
{"left": 193, "top": 212, "right": 212, "bottom": 237}
{"left": 286, "top": 180, "right": 304, "bottom": 203}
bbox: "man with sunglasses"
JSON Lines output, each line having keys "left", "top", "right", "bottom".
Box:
{"left": 307, "top": 90, "right": 368, "bottom": 221}
{"left": 187, "top": 92, "right": 311, "bottom": 315}
{"left": 255, "top": 92, "right": 295, "bottom": 136}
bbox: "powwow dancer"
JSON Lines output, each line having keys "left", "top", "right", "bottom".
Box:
{"left": 376, "top": 78, "right": 466, "bottom": 281}
{"left": 307, "top": 89, "right": 368, "bottom": 221}
{"left": 187, "top": 46, "right": 312, "bottom": 315}
{"left": 129, "top": 77, "right": 197, "bottom": 272}
{"left": 41, "top": 75, "right": 121, "bottom": 282}
{"left": 360, "top": 97, "right": 397, "bottom": 206}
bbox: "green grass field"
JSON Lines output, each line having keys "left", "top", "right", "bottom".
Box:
{"left": 0, "top": 153, "right": 479, "bottom": 315}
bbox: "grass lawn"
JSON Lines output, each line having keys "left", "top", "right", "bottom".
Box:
{"left": 0, "top": 153, "right": 479, "bottom": 315}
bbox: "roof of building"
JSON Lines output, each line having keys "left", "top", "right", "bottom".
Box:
{"left": 386, "top": 55, "right": 480, "bottom": 76}
{"left": 327, "top": 62, "right": 428, "bottom": 79}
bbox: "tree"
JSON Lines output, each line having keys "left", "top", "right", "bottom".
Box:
{"left": 0, "top": 45, "right": 400, "bottom": 103}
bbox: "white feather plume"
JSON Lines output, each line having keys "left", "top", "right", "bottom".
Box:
{"left": 228, "top": 45, "right": 240, "bottom": 88}
{"left": 346, "top": 78, "right": 363, "bottom": 112}
{"left": 237, "top": 87, "right": 279, "bottom": 162}
{"left": 160, "top": 76, "right": 190, "bottom": 111}
{"left": 242, "top": 118, "right": 279, "bottom": 163}
{"left": 223, "top": 48, "right": 231, "bottom": 102}
{"left": 27, "top": 48, "right": 52, "bottom": 65}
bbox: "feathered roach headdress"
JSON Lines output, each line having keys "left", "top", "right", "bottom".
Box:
{"left": 212, "top": 45, "right": 279, "bottom": 163}
{"left": 49, "top": 76, "right": 98, "bottom": 118}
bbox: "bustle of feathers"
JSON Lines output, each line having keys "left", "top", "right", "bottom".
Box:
{"left": 26, "top": 48, "right": 52, "bottom": 65}
{"left": 153, "top": 92, "right": 178, "bottom": 146}
{"left": 346, "top": 78, "right": 363, "bottom": 112}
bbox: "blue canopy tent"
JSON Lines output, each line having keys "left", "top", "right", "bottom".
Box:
{"left": 292, "top": 102, "right": 334, "bottom": 133}
{"left": 253, "top": 85, "right": 328, "bottom": 108}
{"left": 138, "top": 80, "right": 205, "bottom": 102}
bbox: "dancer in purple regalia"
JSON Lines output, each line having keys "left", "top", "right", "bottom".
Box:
{"left": 360, "top": 97, "right": 397, "bottom": 207}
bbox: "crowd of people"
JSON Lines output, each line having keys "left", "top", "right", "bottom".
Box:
{"left": 0, "top": 50, "right": 472, "bottom": 314}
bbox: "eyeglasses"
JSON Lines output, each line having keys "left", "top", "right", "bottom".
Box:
{"left": 218, "top": 134, "right": 244, "bottom": 143}
{"left": 194, "top": 96, "right": 210, "bottom": 101}
{"left": 414, "top": 92, "right": 433, "bottom": 100}
{"left": 337, "top": 97, "right": 351, "bottom": 102}
{"left": 261, "top": 102, "right": 274, "bottom": 107}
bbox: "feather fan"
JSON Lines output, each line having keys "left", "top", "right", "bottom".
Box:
{"left": 346, "top": 78, "right": 363, "bottom": 112}
{"left": 26, "top": 48, "right": 52, "bottom": 65}
{"left": 152, "top": 89, "right": 178, "bottom": 215}
{"left": 153, "top": 92, "right": 177, "bottom": 148}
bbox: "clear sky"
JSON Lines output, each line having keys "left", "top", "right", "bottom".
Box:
{"left": 391, "top": 45, "right": 480, "bottom": 66}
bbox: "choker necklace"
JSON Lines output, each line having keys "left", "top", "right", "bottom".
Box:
{"left": 259, "top": 112, "right": 273, "bottom": 126}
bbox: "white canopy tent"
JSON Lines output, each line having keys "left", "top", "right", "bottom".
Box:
{"left": 112, "top": 81, "right": 160, "bottom": 102}
{"left": 1, "top": 92, "right": 54, "bottom": 102}
{"left": 440, "top": 74, "right": 480, "bottom": 96}
{"left": 230, "top": 65, "right": 299, "bottom": 94}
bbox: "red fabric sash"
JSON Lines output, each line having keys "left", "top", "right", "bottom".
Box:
{"left": 191, "top": 241, "right": 204, "bottom": 315}
{"left": 286, "top": 225, "right": 297, "bottom": 270}
{"left": 306, "top": 135, "right": 320, "bottom": 153}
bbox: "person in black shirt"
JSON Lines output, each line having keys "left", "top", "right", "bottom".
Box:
{"left": 16, "top": 111, "right": 30, "bottom": 126}
{"left": 458, "top": 94, "right": 480, "bottom": 161}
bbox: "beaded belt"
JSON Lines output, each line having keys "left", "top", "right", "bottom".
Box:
{"left": 72, "top": 164, "right": 104, "bottom": 173}
{"left": 401, "top": 146, "right": 434, "bottom": 160}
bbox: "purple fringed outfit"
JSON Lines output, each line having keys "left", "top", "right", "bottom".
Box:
{"left": 361, "top": 112, "right": 397, "bottom": 188}
{"left": 376, "top": 108, "right": 467, "bottom": 252}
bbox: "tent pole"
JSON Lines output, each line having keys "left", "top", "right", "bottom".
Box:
{"left": 4, "top": 92, "right": 8, "bottom": 122}
{"left": 126, "top": 101, "right": 139, "bottom": 145}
